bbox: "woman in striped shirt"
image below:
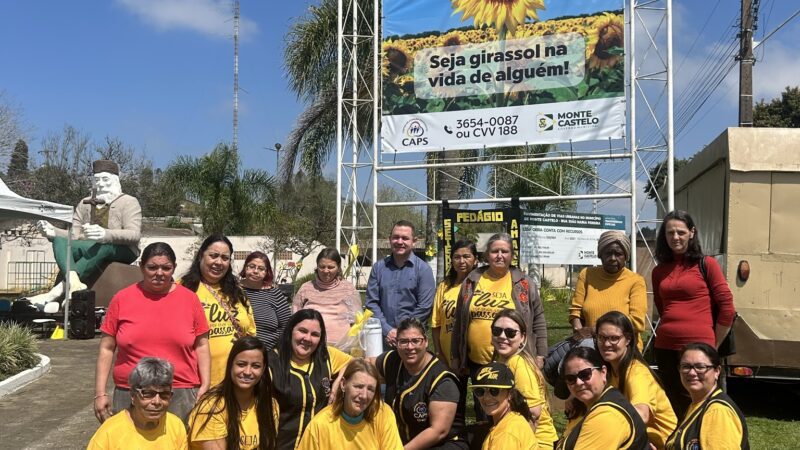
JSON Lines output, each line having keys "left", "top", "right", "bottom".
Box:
{"left": 240, "top": 251, "right": 291, "bottom": 351}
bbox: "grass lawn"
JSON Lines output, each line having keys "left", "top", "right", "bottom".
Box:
{"left": 539, "top": 291, "right": 800, "bottom": 449}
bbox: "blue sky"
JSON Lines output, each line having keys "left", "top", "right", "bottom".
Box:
{"left": 1, "top": 0, "right": 798, "bottom": 221}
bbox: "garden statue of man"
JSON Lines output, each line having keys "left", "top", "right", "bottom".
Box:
{"left": 28, "top": 159, "right": 142, "bottom": 306}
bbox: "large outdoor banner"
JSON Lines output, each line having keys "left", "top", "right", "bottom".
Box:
{"left": 520, "top": 211, "right": 625, "bottom": 265}
{"left": 382, "top": 0, "right": 625, "bottom": 153}
{"left": 441, "top": 207, "right": 521, "bottom": 270}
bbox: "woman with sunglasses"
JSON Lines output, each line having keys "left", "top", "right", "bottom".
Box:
{"left": 181, "top": 234, "right": 257, "bottom": 387}
{"left": 491, "top": 309, "right": 558, "bottom": 449}
{"left": 665, "top": 343, "right": 749, "bottom": 450}
{"left": 596, "top": 311, "right": 677, "bottom": 449}
{"left": 89, "top": 357, "right": 187, "bottom": 449}
{"left": 557, "top": 346, "right": 649, "bottom": 450}
{"left": 375, "top": 317, "right": 466, "bottom": 449}
{"left": 240, "top": 251, "right": 291, "bottom": 351}
{"left": 472, "top": 361, "right": 537, "bottom": 450}
{"left": 297, "top": 358, "right": 403, "bottom": 449}
{"left": 452, "top": 233, "right": 548, "bottom": 404}
{"left": 188, "top": 336, "right": 276, "bottom": 450}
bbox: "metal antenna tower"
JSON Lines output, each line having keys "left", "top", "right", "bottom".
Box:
{"left": 233, "top": 0, "right": 240, "bottom": 152}
{"left": 336, "top": 0, "right": 379, "bottom": 282}
{"left": 630, "top": 0, "right": 675, "bottom": 271}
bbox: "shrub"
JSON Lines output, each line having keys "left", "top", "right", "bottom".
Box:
{"left": 0, "top": 322, "right": 39, "bottom": 381}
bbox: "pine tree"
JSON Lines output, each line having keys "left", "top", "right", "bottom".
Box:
{"left": 7, "top": 139, "right": 29, "bottom": 180}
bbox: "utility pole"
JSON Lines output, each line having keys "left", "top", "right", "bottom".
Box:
{"left": 233, "top": 0, "right": 240, "bottom": 151}
{"left": 738, "top": 0, "right": 756, "bottom": 127}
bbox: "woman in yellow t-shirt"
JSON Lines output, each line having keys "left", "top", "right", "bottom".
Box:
{"left": 556, "top": 347, "right": 649, "bottom": 450}
{"left": 188, "top": 336, "right": 276, "bottom": 450}
{"left": 472, "top": 361, "right": 537, "bottom": 450}
{"left": 491, "top": 309, "right": 558, "bottom": 449}
{"left": 297, "top": 358, "right": 403, "bottom": 450}
{"left": 432, "top": 240, "right": 478, "bottom": 369}
{"left": 180, "top": 234, "right": 257, "bottom": 387}
{"left": 452, "top": 233, "right": 548, "bottom": 416}
{"left": 569, "top": 231, "right": 647, "bottom": 348}
{"left": 88, "top": 357, "right": 188, "bottom": 450}
{"left": 596, "top": 311, "right": 677, "bottom": 449}
{"left": 665, "top": 343, "right": 749, "bottom": 450}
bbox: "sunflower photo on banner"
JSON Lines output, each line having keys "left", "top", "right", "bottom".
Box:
{"left": 381, "top": 0, "right": 625, "bottom": 153}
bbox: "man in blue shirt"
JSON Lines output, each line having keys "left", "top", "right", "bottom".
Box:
{"left": 366, "top": 220, "right": 436, "bottom": 348}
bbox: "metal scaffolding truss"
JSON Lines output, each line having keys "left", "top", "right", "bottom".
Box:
{"left": 336, "top": 0, "right": 674, "bottom": 277}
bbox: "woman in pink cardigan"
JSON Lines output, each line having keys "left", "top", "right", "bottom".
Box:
{"left": 293, "top": 248, "right": 362, "bottom": 344}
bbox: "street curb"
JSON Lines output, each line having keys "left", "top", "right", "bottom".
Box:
{"left": 0, "top": 353, "right": 51, "bottom": 399}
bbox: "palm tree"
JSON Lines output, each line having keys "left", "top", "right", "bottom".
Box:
{"left": 283, "top": 0, "right": 475, "bottom": 252}
{"left": 486, "top": 145, "right": 596, "bottom": 211}
{"left": 164, "top": 143, "right": 274, "bottom": 235}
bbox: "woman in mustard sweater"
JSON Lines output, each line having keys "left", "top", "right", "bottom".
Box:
{"left": 569, "top": 231, "right": 647, "bottom": 343}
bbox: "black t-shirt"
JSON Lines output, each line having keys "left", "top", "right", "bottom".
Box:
{"left": 377, "top": 350, "right": 465, "bottom": 445}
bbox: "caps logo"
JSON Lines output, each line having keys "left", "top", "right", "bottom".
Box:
{"left": 402, "top": 119, "right": 429, "bottom": 146}
{"left": 537, "top": 113, "right": 554, "bottom": 132}
{"left": 476, "top": 367, "right": 500, "bottom": 381}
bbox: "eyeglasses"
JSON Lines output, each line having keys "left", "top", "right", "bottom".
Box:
{"left": 679, "top": 363, "right": 716, "bottom": 374}
{"left": 491, "top": 326, "right": 519, "bottom": 339}
{"left": 144, "top": 264, "right": 174, "bottom": 272}
{"left": 596, "top": 334, "right": 625, "bottom": 345}
{"left": 397, "top": 337, "right": 425, "bottom": 347}
{"left": 246, "top": 264, "right": 267, "bottom": 272}
{"left": 474, "top": 387, "right": 504, "bottom": 398}
{"left": 134, "top": 388, "right": 174, "bottom": 400}
{"left": 206, "top": 252, "right": 231, "bottom": 262}
{"left": 564, "top": 367, "right": 599, "bottom": 385}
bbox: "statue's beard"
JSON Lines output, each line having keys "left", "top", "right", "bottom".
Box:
{"left": 96, "top": 183, "right": 122, "bottom": 204}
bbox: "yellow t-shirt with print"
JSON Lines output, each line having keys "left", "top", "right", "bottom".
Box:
{"left": 609, "top": 359, "right": 677, "bottom": 450}
{"left": 87, "top": 410, "right": 188, "bottom": 450}
{"left": 505, "top": 354, "right": 558, "bottom": 449}
{"left": 296, "top": 402, "right": 403, "bottom": 450}
{"left": 482, "top": 411, "right": 537, "bottom": 450}
{"left": 431, "top": 281, "right": 461, "bottom": 366}
{"left": 195, "top": 282, "right": 257, "bottom": 387}
{"left": 188, "top": 398, "right": 260, "bottom": 450}
{"left": 468, "top": 272, "right": 514, "bottom": 364}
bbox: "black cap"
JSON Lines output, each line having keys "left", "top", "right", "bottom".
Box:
{"left": 92, "top": 159, "right": 119, "bottom": 175}
{"left": 471, "top": 362, "right": 515, "bottom": 389}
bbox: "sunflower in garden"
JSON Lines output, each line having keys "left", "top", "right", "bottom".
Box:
{"left": 585, "top": 13, "right": 624, "bottom": 70}
{"left": 451, "top": 0, "right": 546, "bottom": 34}
{"left": 440, "top": 31, "right": 464, "bottom": 47}
{"left": 382, "top": 40, "right": 414, "bottom": 77}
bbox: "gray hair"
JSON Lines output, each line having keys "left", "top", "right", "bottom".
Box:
{"left": 485, "top": 232, "right": 514, "bottom": 257}
{"left": 128, "top": 357, "right": 174, "bottom": 390}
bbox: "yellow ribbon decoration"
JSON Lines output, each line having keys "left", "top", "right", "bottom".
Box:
{"left": 347, "top": 308, "right": 373, "bottom": 337}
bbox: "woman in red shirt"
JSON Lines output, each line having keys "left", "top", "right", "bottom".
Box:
{"left": 651, "top": 210, "right": 735, "bottom": 418}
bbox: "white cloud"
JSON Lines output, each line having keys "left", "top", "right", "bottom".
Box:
{"left": 116, "top": 0, "right": 259, "bottom": 40}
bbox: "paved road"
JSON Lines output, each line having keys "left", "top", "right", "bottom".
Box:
{"left": 0, "top": 338, "right": 101, "bottom": 450}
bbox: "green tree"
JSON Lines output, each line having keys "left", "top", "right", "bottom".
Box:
{"left": 164, "top": 144, "right": 274, "bottom": 235}
{"left": 7, "top": 139, "right": 28, "bottom": 179}
{"left": 266, "top": 172, "right": 336, "bottom": 260}
{"left": 753, "top": 86, "right": 800, "bottom": 128}
{"left": 643, "top": 158, "right": 690, "bottom": 200}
